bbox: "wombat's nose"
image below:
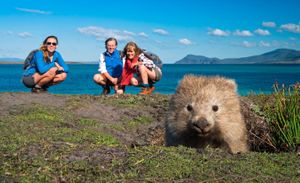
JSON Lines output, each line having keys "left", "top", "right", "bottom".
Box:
{"left": 193, "top": 118, "right": 209, "bottom": 130}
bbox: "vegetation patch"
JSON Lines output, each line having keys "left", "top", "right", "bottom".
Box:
{"left": 264, "top": 83, "right": 300, "bottom": 151}
{"left": 0, "top": 93, "right": 299, "bottom": 182}
{"left": 120, "top": 146, "right": 300, "bottom": 182}
{"left": 127, "top": 116, "right": 154, "bottom": 129}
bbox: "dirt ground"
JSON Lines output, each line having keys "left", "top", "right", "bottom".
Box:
{"left": 0, "top": 92, "right": 273, "bottom": 151}
{"left": 1, "top": 92, "right": 299, "bottom": 182}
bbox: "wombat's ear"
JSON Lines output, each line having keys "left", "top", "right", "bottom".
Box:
{"left": 225, "top": 79, "right": 237, "bottom": 91}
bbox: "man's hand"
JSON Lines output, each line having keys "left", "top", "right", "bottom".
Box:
{"left": 110, "top": 77, "right": 118, "bottom": 85}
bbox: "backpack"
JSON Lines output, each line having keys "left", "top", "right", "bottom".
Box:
{"left": 23, "top": 49, "right": 39, "bottom": 70}
{"left": 142, "top": 50, "right": 163, "bottom": 69}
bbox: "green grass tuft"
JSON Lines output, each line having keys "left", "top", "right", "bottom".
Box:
{"left": 127, "top": 116, "right": 153, "bottom": 129}
{"left": 265, "top": 83, "right": 300, "bottom": 151}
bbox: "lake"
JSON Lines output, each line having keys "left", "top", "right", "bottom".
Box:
{"left": 1, "top": 64, "right": 300, "bottom": 95}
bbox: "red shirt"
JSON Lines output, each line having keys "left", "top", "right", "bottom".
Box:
{"left": 120, "top": 56, "right": 138, "bottom": 86}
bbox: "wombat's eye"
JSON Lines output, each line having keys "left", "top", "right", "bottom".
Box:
{"left": 212, "top": 105, "right": 219, "bottom": 112}
{"left": 186, "top": 104, "right": 193, "bottom": 112}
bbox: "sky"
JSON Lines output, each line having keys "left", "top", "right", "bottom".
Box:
{"left": 0, "top": 0, "right": 300, "bottom": 63}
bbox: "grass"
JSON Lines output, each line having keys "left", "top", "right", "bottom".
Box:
{"left": 125, "top": 146, "right": 300, "bottom": 182}
{"left": 127, "top": 116, "right": 154, "bottom": 129}
{"left": 3, "top": 144, "right": 298, "bottom": 182}
{"left": 0, "top": 105, "right": 119, "bottom": 151}
{"left": 0, "top": 94, "right": 299, "bottom": 182}
{"left": 264, "top": 83, "right": 300, "bottom": 151}
{"left": 101, "top": 94, "right": 170, "bottom": 108}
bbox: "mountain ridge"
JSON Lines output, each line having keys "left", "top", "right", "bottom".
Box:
{"left": 0, "top": 57, "right": 23, "bottom": 62}
{"left": 175, "top": 48, "right": 300, "bottom": 64}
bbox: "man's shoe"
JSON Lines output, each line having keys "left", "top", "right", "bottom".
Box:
{"left": 102, "top": 85, "right": 111, "bottom": 95}
{"left": 41, "top": 85, "right": 49, "bottom": 91}
{"left": 40, "top": 86, "right": 48, "bottom": 93}
{"left": 31, "top": 87, "right": 41, "bottom": 93}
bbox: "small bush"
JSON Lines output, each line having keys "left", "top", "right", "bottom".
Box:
{"left": 265, "top": 83, "right": 300, "bottom": 151}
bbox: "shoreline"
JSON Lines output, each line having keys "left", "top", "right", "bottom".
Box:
{"left": 0, "top": 61, "right": 97, "bottom": 65}
{"left": 2, "top": 61, "right": 300, "bottom": 65}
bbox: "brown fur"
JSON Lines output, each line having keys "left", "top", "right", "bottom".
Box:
{"left": 165, "top": 75, "right": 248, "bottom": 154}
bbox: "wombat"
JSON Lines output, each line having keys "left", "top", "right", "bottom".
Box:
{"left": 165, "top": 75, "right": 248, "bottom": 154}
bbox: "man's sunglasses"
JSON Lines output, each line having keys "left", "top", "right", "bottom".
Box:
{"left": 46, "top": 42, "right": 57, "bottom": 46}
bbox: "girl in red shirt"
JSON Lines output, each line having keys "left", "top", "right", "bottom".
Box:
{"left": 121, "top": 42, "right": 161, "bottom": 94}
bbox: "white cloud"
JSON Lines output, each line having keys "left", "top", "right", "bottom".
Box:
{"left": 208, "top": 28, "right": 229, "bottom": 37}
{"left": 272, "top": 40, "right": 281, "bottom": 47}
{"left": 262, "top": 21, "right": 276, "bottom": 28}
{"left": 17, "top": 32, "right": 32, "bottom": 38}
{"left": 280, "top": 23, "right": 300, "bottom": 33}
{"left": 283, "top": 42, "right": 289, "bottom": 46}
{"left": 179, "top": 38, "right": 192, "bottom": 45}
{"left": 1, "top": 31, "right": 32, "bottom": 38}
{"left": 5, "top": 31, "right": 13, "bottom": 35}
{"left": 233, "top": 30, "right": 253, "bottom": 37}
{"left": 259, "top": 41, "right": 270, "bottom": 47}
{"left": 123, "top": 30, "right": 135, "bottom": 36}
{"left": 155, "top": 40, "right": 162, "bottom": 44}
{"left": 138, "top": 32, "right": 149, "bottom": 38}
{"left": 16, "top": 7, "right": 51, "bottom": 15}
{"left": 153, "top": 29, "right": 169, "bottom": 35}
{"left": 242, "top": 41, "right": 255, "bottom": 48}
{"left": 289, "top": 37, "right": 297, "bottom": 41}
{"left": 255, "top": 29, "right": 270, "bottom": 36}
{"left": 77, "top": 26, "right": 133, "bottom": 41}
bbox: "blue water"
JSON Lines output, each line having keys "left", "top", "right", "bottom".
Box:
{"left": 1, "top": 64, "right": 300, "bottom": 96}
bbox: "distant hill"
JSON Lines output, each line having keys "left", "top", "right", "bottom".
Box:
{"left": 0, "top": 57, "right": 23, "bottom": 62}
{"left": 175, "top": 55, "right": 220, "bottom": 64}
{"left": 0, "top": 57, "right": 96, "bottom": 64}
{"left": 175, "top": 48, "right": 300, "bottom": 64}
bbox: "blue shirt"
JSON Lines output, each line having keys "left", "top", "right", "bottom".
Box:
{"left": 23, "top": 50, "right": 69, "bottom": 76}
{"left": 99, "top": 50, "right": 123, "bottom": 78}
